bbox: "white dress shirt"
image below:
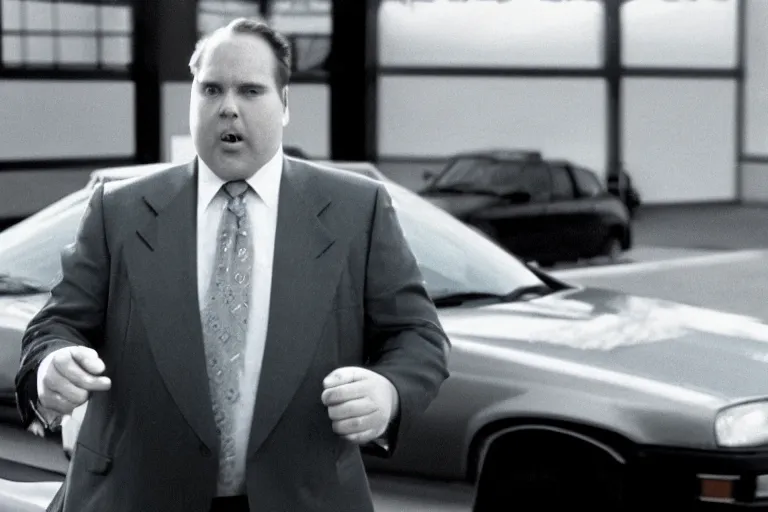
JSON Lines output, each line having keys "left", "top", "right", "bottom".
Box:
{"left": 196, "top": 147, "right": 283, "bottom": 495}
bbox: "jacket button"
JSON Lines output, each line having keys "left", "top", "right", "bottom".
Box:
{"left": 200, "top": 444, "right": 212, "bottom": 457}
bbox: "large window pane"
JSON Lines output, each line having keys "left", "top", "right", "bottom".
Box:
{"left": 59, "top": 35, "right": 97, "bottom": 65}
{"left": 56, "top": 3, "right": 97, "bottom": 32}
{"left": 26, "top": 35, "right": 54, "bottom": 64}
{"left": 379, "top": 0, "right": 603, "bottom": 68}
{"left": 0, "top": 80, "right": 135, "bottom": 159}
{"left": 623, "top": 78, "right": 736, "bottom": 203}
{"left": 2, "top": 34, "right": 22, "bottom": 64}
{"left": 379, "top": 76, "right": 606, "bottom": 176}
{"left": 24, "top": 0, "right": 53, "bottom": 31}
{"left": 1, "top": 0, "right": 22, "bottom": 31}
{"left": 744, "top": 0, "right": 768, "bottom": 155}
{"left": 621, "top": 0, "right": 738, "bottom": 68}
{"left": 99, "top": 5, "right": 131, "bottom": 33}
{"left": 101, "top": 35, "right": 131, "bottom": 67}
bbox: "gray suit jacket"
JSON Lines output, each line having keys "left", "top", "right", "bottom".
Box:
{"left": 15, "top": 157, "right": 450, "bottom": 512}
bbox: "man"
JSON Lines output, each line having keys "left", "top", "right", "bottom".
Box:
{"left": 15, "top": 18, "right": 450, "bottom": 512}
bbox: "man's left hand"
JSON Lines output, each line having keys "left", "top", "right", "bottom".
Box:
{"left": 321, "top": 366, "right": 399, "bottom": 444}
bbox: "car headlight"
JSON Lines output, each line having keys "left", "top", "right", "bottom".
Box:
{"left": 715, "top": 402, "right": 768, "bottom": 447}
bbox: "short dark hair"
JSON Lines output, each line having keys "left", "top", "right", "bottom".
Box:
{"left": 188, "top": 18, "right": 292, "bottom": 90}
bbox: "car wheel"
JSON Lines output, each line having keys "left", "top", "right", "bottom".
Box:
{"left": 598, "top": 233, "right": 623, "bottom": 263}
{"left": 473, "top": 432, "right": 627, "bottom": 511}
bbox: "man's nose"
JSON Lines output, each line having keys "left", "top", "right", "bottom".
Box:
{"left": 219, "top": 93, "right": 238, "bottom": 118}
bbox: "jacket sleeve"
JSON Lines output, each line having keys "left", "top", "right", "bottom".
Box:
{"left": 15, "top": 184, "right": 110, "bottom": 428}
{"left": 363, "top": 184, "right": 451, "bottom": 456}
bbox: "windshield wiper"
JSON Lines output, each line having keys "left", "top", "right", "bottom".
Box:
{"left": 432, "top": 284, "right": 552, "bottom": 307}
{"left": 430, "top": 184, "right": 500, "bottom": 196}
{"left": 0, "top": 273, "right": 49, "bottom": 295}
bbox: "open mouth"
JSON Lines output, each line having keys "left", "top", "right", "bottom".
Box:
{"left": 220, "top": 132, "right": 244, "bottom": 144}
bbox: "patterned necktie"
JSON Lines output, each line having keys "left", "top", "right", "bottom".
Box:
{"left": 201, "top": 180, "right": 252, "bottom": 495}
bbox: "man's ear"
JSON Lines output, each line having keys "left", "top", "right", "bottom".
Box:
{"left": 282, "top": 86, "right": 290, "bottom": 127}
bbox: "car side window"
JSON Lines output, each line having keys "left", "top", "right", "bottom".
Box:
{"left": 488, "top": 160, "right": 525, "bottom": 188}
{"left": 572, "top": 167, "right": 604, "bottom": 198}
{"left": 550, "top": 165, "right": 575, "bottom": 201}
{"left": 516, "top": 163, "right": 552, "bottom": 202}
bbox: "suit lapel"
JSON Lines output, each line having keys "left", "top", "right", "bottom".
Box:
{"left": 247, "top": 158, "right": 341, "bottom": 455}
{"left": 126, "top": 160, "right": 218, "bottom": 452}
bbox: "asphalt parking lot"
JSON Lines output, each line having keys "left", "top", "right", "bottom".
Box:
{"left": 553, "top": 204, "right": 768, "bottom": 320}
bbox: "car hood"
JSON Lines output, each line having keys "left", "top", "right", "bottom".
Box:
{"left": 418, "top": 192, "right": 498, "bottom": 217}
{"left": 0, "top": 293, "right": 48, "bottom": 330}
{"left": 4, "top": 288, "right": 768, "bottom": 408}
{"left": 439, "top": 286, "right": 768, "bottom": 408}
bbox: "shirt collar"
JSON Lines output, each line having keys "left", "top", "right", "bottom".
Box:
{"left": 197, "top": 146, "right": 284, "bottom": 210}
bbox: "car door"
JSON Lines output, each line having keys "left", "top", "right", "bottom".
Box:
{"left": 541, "top": 163, "right": 584, "bottom": 259}
{"left": 570, "top": 166, "right": 611, "bottom": 253}
{"left": 0, "top": 418, "right": 66, "bottom": 510}
{"left": 471, "top": 160, "right": 551, "bottom": 262}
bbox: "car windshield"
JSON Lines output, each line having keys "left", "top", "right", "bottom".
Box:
{"left": 434, "top": 157, "right": 526, "bottom": 190}
{"left": 0, "top": 175, "right": 543, "bottom": 300}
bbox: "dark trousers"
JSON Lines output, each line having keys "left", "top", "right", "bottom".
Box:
{"left": 210, "top": 495, "right": 249, "bottom": 512}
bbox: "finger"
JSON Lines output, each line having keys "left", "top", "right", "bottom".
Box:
{"left": 40, "top": 390, "right": 80, "bottom": 415}
{"left": 46, "top": 367, "right": 90, "bottom": 405}
{"left": 27, "top": 421, "right": 45, "bottom": 438}
{"left": 53, "top": 356, "right": 111, "bottom": 392}
{"left": 69, "top": 348, "right": 107, "bottom": 375}
{"left": 327, "top": 397, "right": 378, "bottom": 421}
{"left": 344, "top": 429, "right": 379, "bottom": 445}
{"left": 332, "top": 412, "right": 379, "bottom": 437}
{"left": 323, "top": 367, "right": 363, "bottom": 389}
{"left": 321, "top": 380, "right": 368, "bottom": 406}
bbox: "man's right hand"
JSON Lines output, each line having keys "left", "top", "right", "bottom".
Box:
{"left": 38, "top": 347, "right": 111, "bottom": 416}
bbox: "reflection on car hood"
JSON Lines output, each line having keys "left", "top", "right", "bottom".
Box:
{"left": 418, "top": 193, "right": 497, "bottom": 216}
{"left": 0, "top": 294, "right": 48, "bottom": 331}
{"left": 439, "top": 287, "right": 768, "bottom": 406}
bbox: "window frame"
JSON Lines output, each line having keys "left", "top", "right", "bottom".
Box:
{"left": 549, "top": 163, "right": 577, "bottom": 201}
{"left": 0, "top": 0, "right": 134, "bottom": 78}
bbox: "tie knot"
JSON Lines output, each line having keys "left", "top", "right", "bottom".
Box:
{"left": 223, "top": 180, "right": 249, "bottom": 199}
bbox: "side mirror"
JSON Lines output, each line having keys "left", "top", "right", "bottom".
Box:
{"left": 422, "top": 169, "right": 435, "bottom": 181}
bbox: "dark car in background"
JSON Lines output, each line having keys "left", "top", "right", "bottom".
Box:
{"left": 420, "top": 150, "right": 632, "bottom": 266}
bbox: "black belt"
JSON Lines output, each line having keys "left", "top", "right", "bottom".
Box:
{"left": 210, "top": 495, "right": 249, "bottom": 512}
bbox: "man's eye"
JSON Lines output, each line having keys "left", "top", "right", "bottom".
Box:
{"left": 204, "top": 86, "right": 219, "bottom": 95}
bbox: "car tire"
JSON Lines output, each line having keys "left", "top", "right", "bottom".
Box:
{"left": 473, "top": 433, "right": 627, "bottom": 511}
{"left": 599, "top": 233, "right": 623, "bottom": 263}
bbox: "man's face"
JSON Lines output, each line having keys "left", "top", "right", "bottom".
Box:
{"left": 189, "top": 31, "right": 289, "bottom": 181}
